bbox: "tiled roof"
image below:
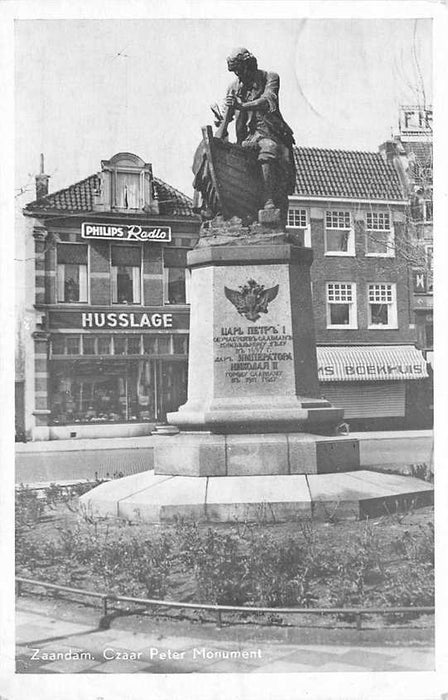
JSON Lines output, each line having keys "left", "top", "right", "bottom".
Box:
{"left": 25, "top": 173, "right": 197, "bottom": 218}
{"left": 400, "top": 140, "right": 433, "bottom": 166}
{"left": 292, "top": 147, "right": 405, "bottom": 201}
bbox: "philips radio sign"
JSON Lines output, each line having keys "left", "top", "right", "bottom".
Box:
{"left": 81, "top": 222, "right": 171, "bottom": 242}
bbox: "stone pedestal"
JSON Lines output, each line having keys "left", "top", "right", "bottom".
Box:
{"left": 80, "top": 208, "right": 434, "bottom": 523}
{"left": 167, "top": 243, "right": 342, "bottom": 434}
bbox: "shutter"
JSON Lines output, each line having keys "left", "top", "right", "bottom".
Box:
{"left": 57, "top": 244, "right": 88, "bottom": 264}
{"left": 163, "top": 248, "right": 187, "bottom": 268}
{"left": 321, "top": 382, "right": 405, "bottom": 418}
{"left": 111, "top": 245, "right": 141, "bottom": 267}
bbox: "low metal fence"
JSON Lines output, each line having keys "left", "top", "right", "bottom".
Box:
{"left": 16, "top": 576, "right": 435, "bottom": 631}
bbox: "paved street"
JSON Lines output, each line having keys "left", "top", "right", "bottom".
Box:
{"left": 15, "top": 430, "right": 433, "bottom": 485}
{"left": 16, "top": 598, "right": 434, "bottom": 674}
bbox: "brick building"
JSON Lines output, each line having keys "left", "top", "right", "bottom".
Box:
{"left": 23, "top": 153, "right": 200, "bottom": 440}
{"left": 21, "top": 143, "right": 431, "bottom": 440}
{"left": 287, "top": 145, "right": 430, "bottom": 429}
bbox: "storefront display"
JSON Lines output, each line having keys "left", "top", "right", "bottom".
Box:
{"left": 49, "top": 332, "right": 188, "bottom": 425}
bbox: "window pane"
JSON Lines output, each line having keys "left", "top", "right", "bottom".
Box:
{"left": 158, "top": 335, "right": 171, "bottom": 354}
{"left": 143, "top": 335, "right": 158, "bottom": 354}
{"left": 326, "top": 211, "right": 351, "bottom": 228}
{"left": 82, "top": 336, "right": 96, "bottom": 354}
{"left": 366, "top": 212, "right": 390, "bottom": 230}
{"left": 66, "top": 336, "right": 81, "bottom": 354}
{"left": 97, "top": 336, "right": 111, "bottom": 355}
{"left": 330, "top": 304, "right": 349, "bottom": 325}
{"left": 127, "top": 335, "right": 142, "bottom": 354}
{"left": 114, "top": 336, "right": 126, "bottom": 355}
{"left": 173, "top": 335, "right": 188, "bottom": 354}
{"left": 287, "top": 209, "right": 307, "bottom": 227}
{"left": 113, "top": 266, "right": 140, "bottom": 304}
{"left": 167, "top": 268, "right": 186, "bottom": 304}
{"left": 326, "top": 230, "right": 349, "bottom": 252}
{"left": 64, "top": 264, "right": 80, "bottom": 301}
{"left": 370, "top": 304, "right": 389, "bottom": 325}
{"left": 368, "top": 284, "right": 393, "bottom": 303}
{"left": 116, "top": 172, "right": 140, "bottom": 209}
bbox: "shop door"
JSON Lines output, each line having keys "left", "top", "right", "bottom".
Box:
{"left": 157, "top": 361, "right": 188, "bottom": 422}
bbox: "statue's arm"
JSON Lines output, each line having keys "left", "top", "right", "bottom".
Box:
{"left": 226, "top": 72, "right": 280, "bottom": 113}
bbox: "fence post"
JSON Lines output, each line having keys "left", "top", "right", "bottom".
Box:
{"left": 16, "top": 580, "right": 22, "bottom": 597}
{"left": 356, "top": 612, "right": 362, "bottom": 631}
{"left": 215, "top": 609, "right": 222, "bottom": 629}
{"left": 102, "top": 596, "right": 108, "bottom": 618}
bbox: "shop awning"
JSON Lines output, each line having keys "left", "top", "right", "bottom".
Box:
{"left": 317, "top": 345, "right": 429, "bottom": 382}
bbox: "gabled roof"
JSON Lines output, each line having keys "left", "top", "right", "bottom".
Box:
{"left": 24, "top": 173, "right": 197, "bottom": 219}
{"left": 292, "top": 147, "right": 405, "bottom": 201}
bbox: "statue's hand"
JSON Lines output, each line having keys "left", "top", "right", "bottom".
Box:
{"left": 225, "top": 94, "right": 244, "bottom": 110}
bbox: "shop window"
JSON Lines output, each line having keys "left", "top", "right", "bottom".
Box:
{"left": 49, "top": 358, "right": 188, "bottom": 426}
{"left": 143, "top": 335, "right": 158, "bottom": 354}
{"left": 325, "top": 211, "right": 354, "bottom": 255}
{"left": 82, "top": 336, "right": 97, "bottom": 355}
{"left": 158, "top": 335, "right": 172, "bottom": 354}
{"left": 173, "top": 334, "right": 188, "bottom": 354}
{"left": 113, "top": 336, "right": 127, "bottom": 355}
{"left": 111, "top": 245, "right": 142, "bottom": 304}
{"left": 57, "top": 244, "right": 88, "bottom": 303}
{"left": 127, "top": 335, "right": 142, "bottom": 355}
{"left": 326, "top": 283, "right": 357, "bottom": 328}
{"left": 65, "top": 335, "right": 81, "bottom": 354}
{"left": 97, "top": 335, "right": 112, "bottom": 355}
{"left": 366, "top": 212, "right": 394, "bottom": 256}
{"left": 163, "top": 248, "right": 188, "bottom": 304}
{"left": 367, "top": 284, "right": 397, "bottom": 328}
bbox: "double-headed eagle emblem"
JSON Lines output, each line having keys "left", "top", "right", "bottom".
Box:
{"left": 224, "top": 279, "right": 279, "bottom": 322}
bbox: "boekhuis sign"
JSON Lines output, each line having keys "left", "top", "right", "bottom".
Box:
{"left": 81, "top": 222, "right": 171, "bottom": 242}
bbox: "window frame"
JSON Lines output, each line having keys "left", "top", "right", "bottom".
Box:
{"left": 56, "top": 242, "right": 89, "bottom": 304}
{"left": 367, "top": 283, "right": 398, "bottom": 329}
{"left": 162, "top": 248, "right": 190, "bottom": 305}
{"left": 110, "top": 244, "right": 143, "bottom": 305}
{"left": 365, "top": 211, "right": 395, "bottom": 258}
{"left": 326, "top": 282, "right": 358, "bottom": 329}
{"left": 112, "top": 169, "right": 145, "bottom": 210}
{"left": 324, "top": 210, "right": 355, "bottom": 256}
{"left": 287, "top": 206, "right": 311, "bottom": 246}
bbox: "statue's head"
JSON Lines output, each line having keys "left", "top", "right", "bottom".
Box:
{"left": 226, "top": 47, "right": 258, "bottom": 82}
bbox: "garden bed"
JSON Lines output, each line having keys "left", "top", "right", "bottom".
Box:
{"left": 16, "top": 484, "right": 434, "bottom": 624}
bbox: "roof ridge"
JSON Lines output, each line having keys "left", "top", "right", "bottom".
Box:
{"left": 293, "top": 145, "right": 384, "bottom": 157}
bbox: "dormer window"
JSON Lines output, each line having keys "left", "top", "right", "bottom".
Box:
{"left": 115, "top": 171, "right": 143, "bottom": 209}
{"left": 96, "top": 153, "right": 157, "bottom": 213}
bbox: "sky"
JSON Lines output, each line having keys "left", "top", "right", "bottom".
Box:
{"left": 15, "top": 18, "right": 432, "bottom": 203}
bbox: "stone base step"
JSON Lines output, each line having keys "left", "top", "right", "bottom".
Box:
{"left": 79, "top": 470, "right": 433, "bottom": 523}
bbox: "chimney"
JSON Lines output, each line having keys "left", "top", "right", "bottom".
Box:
{"left": 378, "top": 139, "right": 410, "bottom": 198}
{"left": 35, "top": 153, "right": 50, "bottom": 199}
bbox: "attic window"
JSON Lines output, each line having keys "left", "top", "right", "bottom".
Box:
{"left": 114, "top": 171, "right": 143, "bottom": 209}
